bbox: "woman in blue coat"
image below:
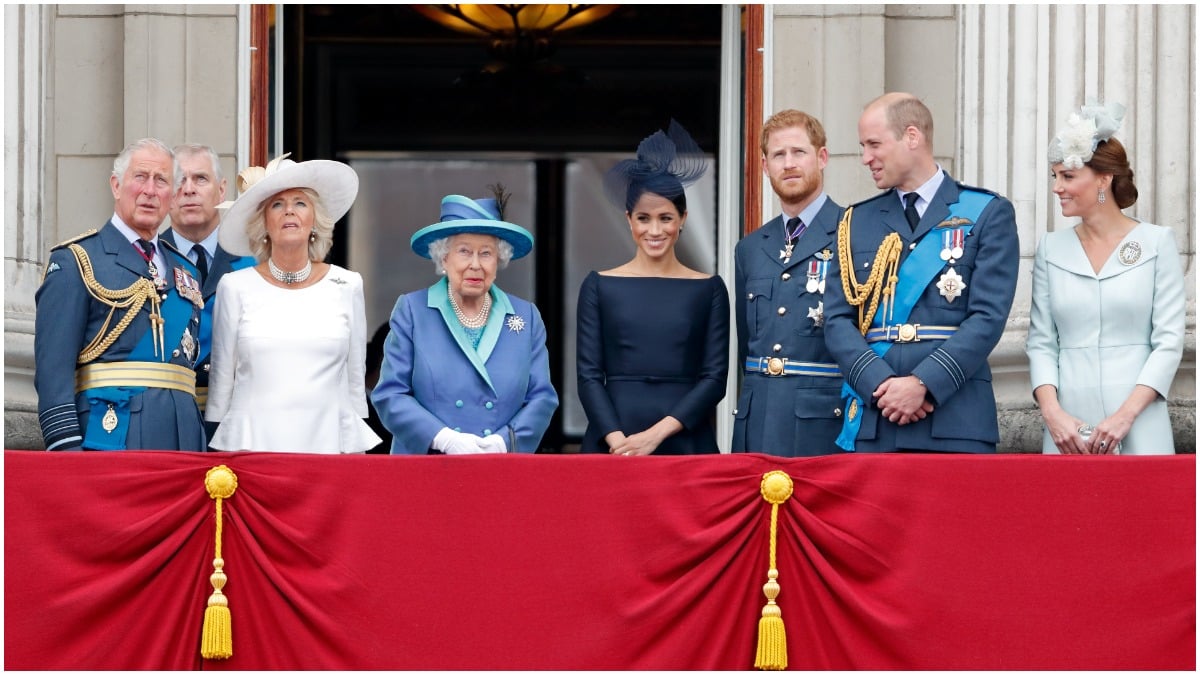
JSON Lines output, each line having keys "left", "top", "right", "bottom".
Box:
{"left": 372, "top": 191, "right": 559, "bottom": 454}
{"left": 1029, "top": 102, "right": 1185, "bottom": 455}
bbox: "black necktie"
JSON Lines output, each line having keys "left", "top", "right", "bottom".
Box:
{"left": 136, "top": 238, "right": 155, "bottom": 259}
{"left": 903, "top": 192, "right": 921, "bottom": 231}
{"left": 192, "top": 244, "right": 209, "bottom": 283}
{"left": 784, "top": 216, "right": 805, "bottom": 242}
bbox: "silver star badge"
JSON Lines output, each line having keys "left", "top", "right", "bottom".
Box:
{"left": 506, "top": 315, "right": 526, "bottom": 333}
{"left": 936, "top": 268, "right": 966, "bottom": 302}
{"left": 807, "top": 301, "right": 824, "bottom": 327}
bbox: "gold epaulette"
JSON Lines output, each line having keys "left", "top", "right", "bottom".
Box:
{"left": 50, "top": 228, "right": 98, "bottom": 251}
{"left": 66, "top": 243, "right": 163, "bottom": 364}
{"left": 836, "top": 207, "right": 903, "bottom": 335}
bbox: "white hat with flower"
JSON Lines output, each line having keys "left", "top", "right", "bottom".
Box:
{"left": 1048, "top": 100, "right": 1127, "bottom": 169}
{"left": 218, "top": 153, "right": 359, "bottom": 257}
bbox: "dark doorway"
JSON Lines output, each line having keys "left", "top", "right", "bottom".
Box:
{"left": 282, "top": 5, "right": 724, "bottom": 452}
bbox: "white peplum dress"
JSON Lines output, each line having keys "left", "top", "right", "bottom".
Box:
{"left": 206, "top": 265, "right": 382, "bottom": 453}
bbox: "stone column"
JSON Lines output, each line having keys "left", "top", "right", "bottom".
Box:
{"left": 962, "top": 4, "right": 1196, "bottom": 451}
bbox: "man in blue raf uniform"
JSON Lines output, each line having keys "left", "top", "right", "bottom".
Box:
{"left": 733, "top": 110, "right": 846, "bottom": 456}
{"left": 34, "top": 138, "right": 207, "bottom": 451}
{"left": 161, "top": 143, "right": 256, "bottom": 443}
{"left": 823, "top": 93, "right": 1019, "bottom": 453}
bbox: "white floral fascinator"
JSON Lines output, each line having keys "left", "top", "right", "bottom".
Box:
{"left": 1047, "top": 100, "right": 1126, "bottom": 169}
{"left": 218, "top": 152, "right": 359, "bottom": 257}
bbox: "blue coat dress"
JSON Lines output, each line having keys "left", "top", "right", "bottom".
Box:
{"left": 1026, "top": 221, "right": 1185, "bottom": 454}
{"left": 34, "top": 220, "right": 207, "bottom": 451}
{"left": 372, "top": 278, "right": 559, "bottom": 454}
{"left": 733, "top": 196, "right": 846, "bottom": 456}
{"left": 822, "top": 173, "right": 1019, "bottom": 453}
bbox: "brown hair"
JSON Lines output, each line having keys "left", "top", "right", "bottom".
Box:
{"left": 1086, "top": 137, "right": 1138, "bottom": 209}
{"left": 760, "top": 109, "right": 827, "bottom": 155}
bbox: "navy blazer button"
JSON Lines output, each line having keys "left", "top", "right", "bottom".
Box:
{"left": 777, "top": 307, "right": 787, "bottom": 316}
{"left": 781, "top": 273, "right": 791, "bottom": 281}
{"left": 773, "top": 344, "right": 782, "bottom": 352}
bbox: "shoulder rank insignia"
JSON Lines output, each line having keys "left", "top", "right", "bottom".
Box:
{"left": 50, "top": 228, "right": 98, "bottom": 251}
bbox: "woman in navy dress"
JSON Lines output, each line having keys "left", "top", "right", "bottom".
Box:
{"left": 576, "top": 121, "right": 730, "bottom": 455}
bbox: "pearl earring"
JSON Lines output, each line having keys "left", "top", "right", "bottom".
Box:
{"left": 1098, "top": 188, "right": 1107, "bottom": 205}
{"left": 309, "top": 233, "right": 316, "bottom": 242}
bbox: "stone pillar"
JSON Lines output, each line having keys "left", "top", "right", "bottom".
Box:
{"left": 962, "top": 4, "right": 1196, "bottom": 452}
{"left": 4, "top": 5, "right": 240, "bottom": 449}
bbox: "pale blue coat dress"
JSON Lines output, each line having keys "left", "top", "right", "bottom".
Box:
{"left": 1026, "top": 221, "right": 1185, "bottom": 454}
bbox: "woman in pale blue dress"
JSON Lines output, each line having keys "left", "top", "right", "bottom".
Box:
{"left": 1027, "top": 102, "right": 1185, "bottom": 455}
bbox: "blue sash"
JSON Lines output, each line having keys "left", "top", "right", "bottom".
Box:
{"left": 836, "top": 189, "right": 994, "bottom": 451}
{"left": 82, "top": 267, "right": 200, "bottom": 450}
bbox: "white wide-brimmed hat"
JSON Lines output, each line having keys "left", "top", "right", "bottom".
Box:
{"left": 218, "top": 153, "right": 359, "bottom": 257}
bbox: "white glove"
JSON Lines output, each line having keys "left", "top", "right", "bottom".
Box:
{"left": 476, "top": 433, "right": 508, "bottom": 454}
{"left": 432, "top": 427, "right": 488, "bottom": 455}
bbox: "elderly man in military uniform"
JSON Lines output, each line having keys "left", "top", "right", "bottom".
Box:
{"left": 34, "top": 138, "right": 207, "bottom": 451}
{"left": 733, "top": 109, "right": 846, "bottom": 456}
{"left": 161, "top": 143, "right": 256, "bottom": 442}
{"left": 822, "top": 93, "right": 1019, "bottom": 453}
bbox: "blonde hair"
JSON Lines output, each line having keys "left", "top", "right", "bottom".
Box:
{"left": 244, "top": 187, "right": 335, "bottom": 261}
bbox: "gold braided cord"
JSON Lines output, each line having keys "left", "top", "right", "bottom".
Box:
{"left": 836, "top": 208, "right": 903, "bottom": 336}
{"left": 68, "top": 244, "right": 162, "bottom": 364}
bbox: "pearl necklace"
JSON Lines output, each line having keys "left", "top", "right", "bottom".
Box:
{"left": 450, "top": 292, "right": 492, "bottom": 328}
{"left": 269, "top": 258, "right": 312, "bottom": 285}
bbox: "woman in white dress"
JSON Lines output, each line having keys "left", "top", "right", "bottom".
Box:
{"left": 1027, "top": 102, "right": 1185, "bottom": 455}
{"left": 205, "top": 154, "right": 381, "bottom": 453}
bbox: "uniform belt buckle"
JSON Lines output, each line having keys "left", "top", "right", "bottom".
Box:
{"left": 766, "top": 357, "right": 786, "bottom": 376}
{"left": 890, "top": 323, "right": 920, "bottom": 343}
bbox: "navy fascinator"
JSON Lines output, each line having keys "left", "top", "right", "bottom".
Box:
{"left": 604, "top": 119, "right": 708, "bottom": 212}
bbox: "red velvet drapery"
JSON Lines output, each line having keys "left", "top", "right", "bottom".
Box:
{"left": 5, "top": 451, "right": 1194, "bottom": 670}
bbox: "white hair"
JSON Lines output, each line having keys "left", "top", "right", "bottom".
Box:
{"left": 427, "top": 234, "right": 514, "bottom": 275}
{"left": 172, "top": 143, "right": 223, "bottom": 183}
{"left": 112, "top": 138, "right": 180, "bottom": 190}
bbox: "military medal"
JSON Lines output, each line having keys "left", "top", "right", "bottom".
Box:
{"left": 506, "top": 315, "right": 526, "bottom": 333}
{"left": 808, "top": 301, "right": 825, "bottom": 327}
{"left": 780, "top": 217, "right": 806, "bottom": 264}
{"left": 940, "top": 229, "right": 965, "bottom": 263}
{"left": 102, "top": 404, "right": 118, "bottom": 433}
{"left": 174, "top": 268, "right": 205, "bottom": 309}
{"left": 181, "top": 326, "right": 197, "bottom": 363}
{"left": 807, "top": 260, "right": 821, "bottom": 293}
{"left": 1118, "top": 241, "right": 1142, "bottom": 266}
{"left": 816, "top": 249, "right": 832, "bottom": 293}
{"left": 936, "top": 267, "right": 966, "bottom": 302}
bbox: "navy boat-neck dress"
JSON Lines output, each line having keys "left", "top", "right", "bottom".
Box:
{"left": 576, "top": 271, "right": 730, "bottom": 454}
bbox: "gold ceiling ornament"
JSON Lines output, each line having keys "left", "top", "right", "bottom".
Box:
{"left": 414, "top": 5, "right": 619, "bottom": 63}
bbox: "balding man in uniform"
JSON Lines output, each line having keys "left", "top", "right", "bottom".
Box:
{"left": 822, "top": 93, "right": 1019, "bottom": 453}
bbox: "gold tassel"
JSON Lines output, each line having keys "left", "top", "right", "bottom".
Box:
{"left": 755, "top": 470, "right": 794, "bottom": 670}
{"left": 201, "top": 465, "right": 238, "bottom": 660}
